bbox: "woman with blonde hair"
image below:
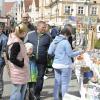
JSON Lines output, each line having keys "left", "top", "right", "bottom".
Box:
{"left": 7, "top": 23, "right": 29, "bottom": 100}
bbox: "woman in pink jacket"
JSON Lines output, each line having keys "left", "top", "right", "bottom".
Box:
{"left": 7, "top": 23, "right": 29, "bottom": 100}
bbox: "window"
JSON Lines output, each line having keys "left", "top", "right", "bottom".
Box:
{"left": 91, "top": 7, "right": 97, "bottom": 15}
{"left": 78, "top": 6, "right": 84, "bottom": 15}
{"left": 45, "top": 0, "right": 50, "bottom": 5}
{"left": 65, "top": 6, "right": 72, "bottom": 14}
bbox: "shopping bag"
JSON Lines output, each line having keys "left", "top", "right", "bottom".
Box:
{"left": 29, "top": 60, "right": 38, "bottom": 82}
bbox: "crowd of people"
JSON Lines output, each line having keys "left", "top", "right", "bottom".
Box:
{"left": 0, "top": 12, "right": 84, "bottom": 100}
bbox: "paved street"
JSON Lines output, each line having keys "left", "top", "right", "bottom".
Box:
{"left": 2, "top": 67, "right": 80, "bottom": 100}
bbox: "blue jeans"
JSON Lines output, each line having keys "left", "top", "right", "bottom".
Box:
{"left": 0, "top": 60, "right": 5, "bottom": 96}
{"left": 10, "top": 84, "right": 27, "bottom": 100}
{"left": 34, "top": 64, "right": 46, "bottom": 97}
{"left": 54, "top": 67, "right": 72, "bottom": 100}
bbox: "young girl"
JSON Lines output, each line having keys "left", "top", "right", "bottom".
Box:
{"left": 7, "top": 23, "right": 29, "bottom": 100}
{"left": 25, "top": 42, "right": 38, "bottom": 100}
{"left": 48, "top": 27, "right": 84, "bottom": 100}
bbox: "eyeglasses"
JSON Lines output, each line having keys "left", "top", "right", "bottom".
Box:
{"left": 22, "top": 17, "right": 29, "bottom": 18}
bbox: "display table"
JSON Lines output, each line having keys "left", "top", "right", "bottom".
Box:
{"left": 74, "top": 51, "right": 100, "bottom": 100}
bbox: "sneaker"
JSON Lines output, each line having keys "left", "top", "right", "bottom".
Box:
{"left": 44, "top": 75, "right": 48, "bottom": 80}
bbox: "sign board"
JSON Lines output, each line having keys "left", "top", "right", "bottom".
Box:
{"left": 84, "top": 16, "right": 97, "bottom": 25}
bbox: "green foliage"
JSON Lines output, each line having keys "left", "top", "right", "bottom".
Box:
{"left": 72, "top": 27, "right": 76, "bottom": 35}
{"left": 94, "top": 39, "right": 100, "bottom": 49}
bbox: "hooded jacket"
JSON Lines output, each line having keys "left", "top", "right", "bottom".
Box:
{"left": 48, "top": 34, "right": 82, "bottom": 68}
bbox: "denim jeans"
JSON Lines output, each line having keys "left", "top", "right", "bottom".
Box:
{"left": 34, "top": 64, "right": 46, "bottom": 97}
{"left": 54, "top": 67, "right": 72, "bottom": 100}
{"left": 0, "top": 60, "right": 5, "bottom": 96}
{"left": 10, "top": 84, "right": 27, "bottom": 100}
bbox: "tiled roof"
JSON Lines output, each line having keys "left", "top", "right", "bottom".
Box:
{"left": 4, "top": 2, "right": 15, "bottom": 14}
{"left": 35, "top": 0, "right": 39, "bottom": 8}
{"left": 24, "top": 0, "right": 39, "bottom": 12}
{"left": 24, "top": 0, "right": 33, "bottom": 12}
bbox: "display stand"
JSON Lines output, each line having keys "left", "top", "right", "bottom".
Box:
{"left": 74, "top": 52, "right": 100, "bottom": 100}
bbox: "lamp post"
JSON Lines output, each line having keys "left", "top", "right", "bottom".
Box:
{"left": 56, "top": 8, "right": 59, "bottom": 22}
{"left": 55, "top": 0, "right": 59, "bottom": 22}
{"left": 85, "top": 0, "right": 91, "bottom": 31}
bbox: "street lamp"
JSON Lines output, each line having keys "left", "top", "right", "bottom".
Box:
{"left": 84, "top": 0, "right": 91, "bottom": 33}
{"left": 55, "top": 0, "right": 59, "bottom": 22}
{"left": 56, "top": 8, "right": 59, "bottom": 22}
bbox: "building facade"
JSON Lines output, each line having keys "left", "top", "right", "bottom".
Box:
{"left": 38, "top": 0, "right": 100, "bottom": 26}
{"left": 16, "top": 0, "right": 100, "bottom": 26}
{"left": 0, "top": 0, "right": 4, "bottom": 16}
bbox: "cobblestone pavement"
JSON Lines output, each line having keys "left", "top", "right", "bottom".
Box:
{"left": 2, "top": 67, "right": 80, "bottom": 100}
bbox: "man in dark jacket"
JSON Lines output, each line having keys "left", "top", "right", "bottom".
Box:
{"left": 24, "top": 21, "right": 51, "bottom": 100}
{"left": 21, "top": 13, "right": 35, "bottom": 31}
{"left": 50, "top": 26, "right": 60, "bottom": 39}
{"left": 0, "top": 27, "right": 8, "bottom": 98}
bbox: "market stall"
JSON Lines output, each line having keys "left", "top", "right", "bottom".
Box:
{"left": 74, "top": 50, "right": 100, "bottom": 100}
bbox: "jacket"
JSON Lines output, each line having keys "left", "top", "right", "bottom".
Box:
{"left": 0, "top": 33, "right": 8, "bottom": 62}
{"left": 7, "top": 33, "right": 29, "bottom": 84}
{"left": 24, "top": 30, "right": 51, "bottom": 64}
{"left": 48, "top": 34, "right": 83, "bottom": 67}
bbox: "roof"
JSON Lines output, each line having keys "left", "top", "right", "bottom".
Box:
{"left": 4, "top": 2, "right": 15, "bottom": 15}
{"left": 24, "top": 0, "right": 33, "bottom": 12}
{"left": 24, "top": 0, "right": 39, "bottom": 12}
{"left": 35, "top": 0, "right": 39, "bottom": 8}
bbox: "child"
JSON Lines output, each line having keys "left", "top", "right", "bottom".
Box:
{"left": 25, "top": 42, "right": 38, "bottom": 100}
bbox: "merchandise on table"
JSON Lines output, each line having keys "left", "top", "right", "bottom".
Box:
{"left": 74, "top": 50, "right": 100, "bottom": 100}
{"left": 86, "top": 83, "right": 100, "bottom": 100}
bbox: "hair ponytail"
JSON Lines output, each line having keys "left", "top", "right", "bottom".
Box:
{"left": 15, "top": 23, "right": 28, "bottom": 36}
